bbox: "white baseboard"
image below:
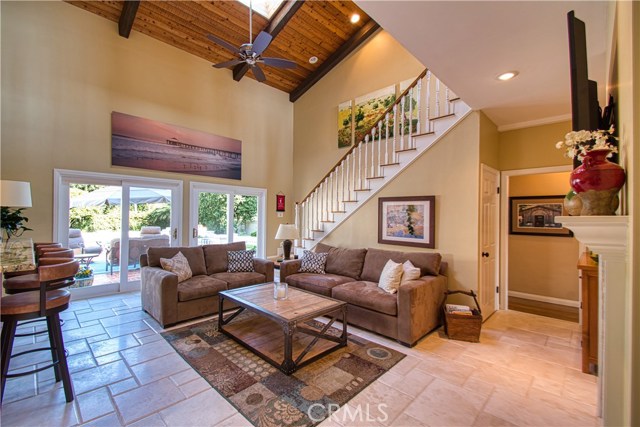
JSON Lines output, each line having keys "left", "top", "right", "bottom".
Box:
{"left": 508, "top": 291, "right": 579, "bottom": 308}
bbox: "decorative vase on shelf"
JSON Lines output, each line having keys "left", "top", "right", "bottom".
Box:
{"left": 570, "top": 149, "right": 626, "bottom": 215}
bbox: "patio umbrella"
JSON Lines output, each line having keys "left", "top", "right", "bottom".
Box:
{"left": 71, "top": 186, "right": 171, "bottom": 208}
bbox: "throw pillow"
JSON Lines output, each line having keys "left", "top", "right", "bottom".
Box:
{"left": 160, "top": 251, "right": 192, "bottom": 283}
{"left": 299, "top": 250, "right": 328, "bottom": 274}
{"left": 227, "top": 250, "right": 255, "bottom": 272}
{"left": 378, "top": 259, "right": 404, "bottom": 294}
{"left": 400, "top": 260, "right": 421, "bottom": 286}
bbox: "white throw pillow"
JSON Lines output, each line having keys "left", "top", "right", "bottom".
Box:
{"left": 378, "top": 259, "right": 404, "bottom": 294}
{"left": 160, "top": 251, "right": 192, "bottom": 283}
{"left": 400, "top": 260, "right": 421, "bottom": 286}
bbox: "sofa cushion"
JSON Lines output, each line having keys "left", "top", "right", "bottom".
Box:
{"left": 314, "top": 243, "right": 367, "bottom": 280}
{"left": 378, "top": 259, "right": 403, "bottom": 294}
{"left": 160, "top": 251, "right": 192, "bottom": 283}
{"left": 211, "top": 272, "right": 266, "bottom": 290}
{"left": 299, "top": 250, "right": 328, "bottom": 274}
{"left": 361, "top": 248, "right": 442, "bottom": 282}
{"left": 285, "top": 273, "right": 353, "bottom": 297}
{"left": 177, "top": 275, "right": 227, "bottom": 302}
{"left": 227, "top": 250, "right": 255, "bottom": 272}
{"left": 148, "top": 247, "right": 207, "bottom": 276}
{"left": 203, "top": 242, "right": 246, "bottom": 275}
{"left": 401, "top": 260, "right": 421, "bottom": 286}
{"left": 332, "top": 281, "right": 398, "bottom": 316}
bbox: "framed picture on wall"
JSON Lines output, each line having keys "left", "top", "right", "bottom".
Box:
{"left": 378, "top": 196, "right": 435, "bottom": 248}
{"left": 509, "top": 195, "right": 573, "bottom": 237}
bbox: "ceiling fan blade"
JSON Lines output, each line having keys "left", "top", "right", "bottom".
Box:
{"left": 252, "top": 31, "right": 273, "bottom": 55}
{"left": 213, "top": 59, "right": 244, "bottom": 69}
{"left": 206, "top": 34, "right": 240, "bottom": 54}
{"left": 261, "top": 57, "right": 297, "bottom": 69}
{"left": 251, "top": 64, "right": 266, "bottom": 82}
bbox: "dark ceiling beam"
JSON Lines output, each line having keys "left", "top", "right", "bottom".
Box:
{"left": 233, "top": 0, "right": 304, "bottom": 81}
{"left": 118, "top": 0, "right": 140, "bottom": 39}
{"left": 289, "top": 19, "right": 380, "bottom": 102}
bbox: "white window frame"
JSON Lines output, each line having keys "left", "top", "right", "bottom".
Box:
{"left": 189, "top": 181, "right": 266, "bottom": 258}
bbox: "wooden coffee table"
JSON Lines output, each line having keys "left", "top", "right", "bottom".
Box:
{"left": 218, "top": 283, "right": 347, "bottom": 375}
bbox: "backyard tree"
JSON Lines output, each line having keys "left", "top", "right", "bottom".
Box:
{"left": 233, "top": 195, "right": 257, "bottom": 233}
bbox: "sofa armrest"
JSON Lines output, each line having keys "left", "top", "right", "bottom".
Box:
{"left": 280, "top": 259, "right": 302, "bottom": 283}
{"left": 140, "top": 253, "right": 149, "bottom": 267}
{"left": 141, "top": 266, "right": 179, "bottom": 327}
{"left": 253, "top": 258, "right": 275, "bottom": 282}
{"left": 397, "top": 274, "right": 447, "bottom": 346}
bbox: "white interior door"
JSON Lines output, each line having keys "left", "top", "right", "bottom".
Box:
{"left": 479, "top": 164, "right": 500, "bottom": 318}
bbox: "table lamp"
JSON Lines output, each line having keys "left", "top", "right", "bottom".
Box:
{"left": 1, "top": 180, "right": 33, "bottom": 241}
{"left": 275, "top": 224, "right": 299, "bottom": 260}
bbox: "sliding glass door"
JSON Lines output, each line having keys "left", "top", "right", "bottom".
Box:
{"left": 190, "top": 182, "right": 265, "bottom": 257}
{"left": 55, "top": 170, "right": 182, "bottom": 296}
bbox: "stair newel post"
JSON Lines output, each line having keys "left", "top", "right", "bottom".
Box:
{"left": 416, "top": 78, "right": 422, "bottom": 137}
{"left": 370, "top": 128, "right": 376, "bottom": 180}
{"left": 445, "top": 86, "right": 450, "bottom": 115}
{"left": 345, "top": 155, "right": 350, "bottom": 202}
{"left": 357, "top": 141, "right": 363, "bottom": 190}
{"left": 352, "top": 147, "right": 357, "bottom": 198}
{"left": 312, "top": 191, "right": 317, "bottom": 232}
{"left": 408, "top": 86, "right": 414, "bottom": 149}
{"left": 377, "top": 121, "right": 383, "bottom": 177}
{"left": 340, "top": 160, "right": 345, "bottom": 211}
{"left": 328, "top": 172, "right": 333, "bottom": 216}
{"left": 319, "top": 182, "right": 324, "bottom": 223}
{"left": 335, "top": 167, "right": 340, "bottom": 211}
{"left": 392, "top": 104, "right": 398, "bottom": 162}
{"left": 295, "top": 202, "right": 301, "bottom": 247}
{"left": 400, "top": 95, "right": 406, "bottom": 151}
{"left": 384, "top": 112, "right": 390, "bottom": 165}
{"left": 425, "top": 70, "right": 432, "bottom": 132}
{"left": 435, "top": 78, "right": 441, "bottom": 118}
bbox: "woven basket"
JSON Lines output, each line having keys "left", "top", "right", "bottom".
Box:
{"left": 442, "top": 290, "right": 482, "bottom": 343}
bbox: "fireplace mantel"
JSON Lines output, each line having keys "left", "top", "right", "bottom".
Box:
{"left": 556, "top": 215, "right": 630, "bottom": 425}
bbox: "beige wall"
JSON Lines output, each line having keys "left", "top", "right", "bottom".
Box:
{"left": 508, "top": 173, "right": 579, "bottom": 301}
{"left": 322, "top": 113, "right": 481, "bottom": 294}
{"left": 0, "top": 1, "right": 293, "bottom": 255}
{"left": 292, "top": 30, "right": 424, "bottom": 202}
{"left": 479, "top": 111, "right": 499, "bottom": 170}
{"left": 499, "top": 121, "right": 573, "bottom": 171}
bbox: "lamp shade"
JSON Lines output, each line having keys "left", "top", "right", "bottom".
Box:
{"left": 275, "top": 224, "right": 299, "bottom": 240}
{"left": 1, "top": 180, "right": 32, "bottom": 208}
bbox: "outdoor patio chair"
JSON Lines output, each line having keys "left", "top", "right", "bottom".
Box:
{"left": 68, "top": 229, "right": 102, "bottom": 255}
{"left": 106, "top": 234, "right": 170, "bottom": 274}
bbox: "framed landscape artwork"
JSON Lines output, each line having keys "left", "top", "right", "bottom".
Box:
{"left": 354, "top": 85, "right": 395, "bottom": 144}
{"left": 378, "top": 196, "right": 435, "bottom": 248}
{"left": 337, "top": 100, "right": 353, "bottom": 148}
{"left": 509, "top": 195, "right": 573, "bottom": 237}
{"left": 111, "top": 112, "right": 242, "bottom": 180}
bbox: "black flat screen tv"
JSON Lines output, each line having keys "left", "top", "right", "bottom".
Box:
{"left": 567, "top": 11, "right": 600, "bottom": 132}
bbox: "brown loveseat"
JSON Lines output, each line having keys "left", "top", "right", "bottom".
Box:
{"left": 280, "top": 244, "right": 447, "bottom": 346}
{"left": 140, "top": 242, "right": 274, "bottom": 327}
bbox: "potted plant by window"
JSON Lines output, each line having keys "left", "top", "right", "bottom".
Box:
{"left": 556, "top": 126, "right": 626, "bottom": 215}
{"left": 72, "top": 266, "right": 94, "bottom": 288}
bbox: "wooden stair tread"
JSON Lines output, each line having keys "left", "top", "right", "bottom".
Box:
{"left": 331, "top": 210, "right": 346, "bottom": 213}
{"left": 412, "top": 131, "right": 435, "bottom": 137}
{"left": 430, "top": 113, "right": 455, "bottom": 121}
{"left": 310, "top": 229, "right": 323, "bottom": 233}
{"left": 380, "top": 163, "right": 400, "bottom": 167}
{"left": 354, "top": 188, "right": 370, "bottom": 192}
{"left": 366, "top": 176, "right": 385, "bottom": 180}
{"left": 320, "top": 220, "right": 335, "bottom": 223}
{"left": 396, "top": 148, "right": 417, "bottom": 153}
{"left": 342, "top": 199, "right": 358, "bottom": 203}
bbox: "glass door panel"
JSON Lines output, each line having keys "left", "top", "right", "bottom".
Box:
{"left": 68, "top": 184, "right": 123, "bottom": 288}
{"left": 125, "top": 186, "right": 173, "bottom": 285}
{"left": 197, "top": 192, "right": 229, "bottom": 245}
{"left": 233, "top": 195, "right": 258, "bottom": 251}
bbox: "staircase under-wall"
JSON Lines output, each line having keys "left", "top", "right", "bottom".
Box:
{"left": 294, "top": 69, "right": 472, "bottom": 251}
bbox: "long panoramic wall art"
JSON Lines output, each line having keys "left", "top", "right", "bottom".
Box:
{"left": 111, "top": 112, "right": 242, "bottom": 180}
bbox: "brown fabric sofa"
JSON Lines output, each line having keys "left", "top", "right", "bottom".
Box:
{"left": 140, "top": 242, "right": 274, "bottom": 327}
{"left": 280, "top": 243, "right": 447, "bottom": 346}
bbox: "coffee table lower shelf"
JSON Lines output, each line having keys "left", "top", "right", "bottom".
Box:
{"left": 218, "top": 293, "right": 347, "bottom": 375}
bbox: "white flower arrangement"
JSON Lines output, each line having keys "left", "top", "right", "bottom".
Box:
{"left": 555, "top": 126, "right": 618, "bottom": 160}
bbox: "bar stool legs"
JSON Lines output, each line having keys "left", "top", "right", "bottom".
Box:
{"left": 0, "top": 319, "right": 18, "bottom": 402}
{"left": 49, "top": 313, "right": 74, "bottom": 402}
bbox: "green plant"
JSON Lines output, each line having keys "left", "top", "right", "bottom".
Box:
{"left": 142, "top": 206, "right": 171, "bottom": 229}
{"left": 1, "top": 207, "right": 32, "bottom": 240}
{"left": 75, "top": 266, "right": 93, "bottom": 279}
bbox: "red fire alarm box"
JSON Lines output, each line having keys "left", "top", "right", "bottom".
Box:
{"left": 276, "top": 193, "right": 285, "bottom": 212}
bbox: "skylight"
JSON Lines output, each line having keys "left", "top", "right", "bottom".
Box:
{"left": 237, "top": 0, "right": 285, "bottom": 19}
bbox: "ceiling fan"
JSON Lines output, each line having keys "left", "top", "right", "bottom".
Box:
{"left": 206, "top": 1, "right": 297, "bottom": 82}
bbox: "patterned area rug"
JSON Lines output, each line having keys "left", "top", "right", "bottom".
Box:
{"left": 161, "top": 316, "right": 405, "bottom": 427}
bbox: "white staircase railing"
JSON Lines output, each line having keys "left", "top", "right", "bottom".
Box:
{"left": 295, "top": 68, "right": 470, "bottom": 251}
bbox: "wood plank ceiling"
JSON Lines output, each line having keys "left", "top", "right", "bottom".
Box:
{"left": 66, "top": 1, "right": 378, "bottom": 102}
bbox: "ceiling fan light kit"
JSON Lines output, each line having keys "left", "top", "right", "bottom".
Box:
{"left": 207, "top": 0, "right": 296, "bottom": 83}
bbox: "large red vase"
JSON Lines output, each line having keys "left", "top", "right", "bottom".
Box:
{"left": 570, "top": 149, "right": 626, "bottom": 215}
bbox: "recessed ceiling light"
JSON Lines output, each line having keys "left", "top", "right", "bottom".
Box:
{"left": 497, "top": 71, "right": 519, "bottom": 81}
{"left": 350, "top": 13, "right": 360, "bottom": 24}
{"left": 309, "top": 56, "right": 318, "bottom": 64}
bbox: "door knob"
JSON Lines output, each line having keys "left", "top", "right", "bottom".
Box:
{"left": 482, "top": 252, "right": 489, "bottom": 257}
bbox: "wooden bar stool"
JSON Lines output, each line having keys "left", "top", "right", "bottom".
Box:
{"left": 39, "top": 248, "right": 74, "bottom": 259}
{"left": 1, "top": 259, "right": 79, "bottom": 403}
{"left": 3, "top": 258, "right": 74, "bottom": 295}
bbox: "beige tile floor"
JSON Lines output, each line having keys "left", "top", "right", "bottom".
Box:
{"left": 0, "top": 292, "right": 599, "bottom": 427}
